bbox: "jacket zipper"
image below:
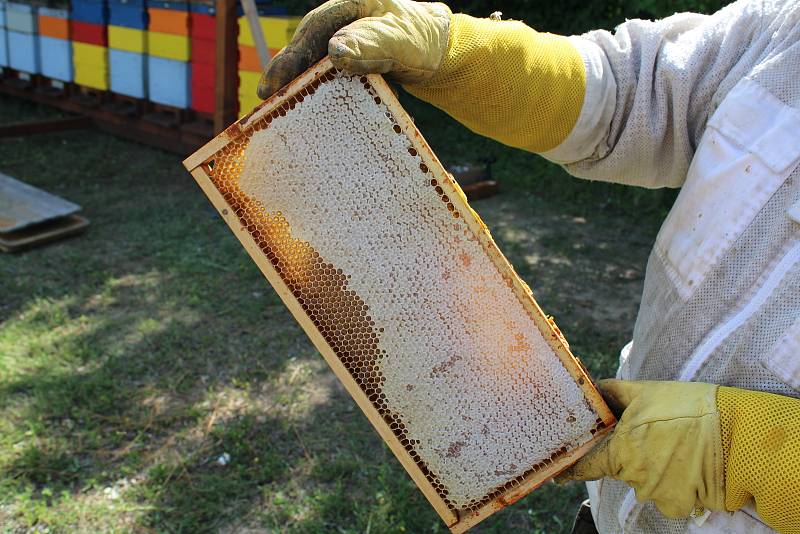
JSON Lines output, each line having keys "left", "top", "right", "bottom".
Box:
{"left": 679, "top": 237, "right": 800, "bottom": 381}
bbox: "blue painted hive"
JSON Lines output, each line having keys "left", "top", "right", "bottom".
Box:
{"left": 8, "top": 30, "right": 39, "bottom": 73}
{"left": 6, "top": 2, "right": 36, "bottom": 33}
{"left": 108, "top": 0, "right": 147, "bottom": 29}
{"left": 71, "top": 0, "right": 108, "bottom": 25}
{"left": 39, "top": 35, "right": 73, "bottom": 81}
{"left": 148, "top": 55, "right": 189, "bottom": 107}
{"left": 0, "top": 2, "right": 7, "bottom": 68}
{"left": 110, "top": 48, "right": 147, "bottom": 97}
{"left": 0, "top": 30, "right": 7, "bottom": 68}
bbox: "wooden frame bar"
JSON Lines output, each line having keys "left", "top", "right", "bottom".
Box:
{"left": 0, "top": 80, "right": 210, "bottom": 154}
{"left": 214, "top": 0, "right": 238, "bottom": 134}
{"left": 184, "top": 58, "right": 616, "bottom": 532}
{"left": 0, "top": 115, "right": 91, "bottom": 137}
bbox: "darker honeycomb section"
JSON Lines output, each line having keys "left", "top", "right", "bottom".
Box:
{"left": 205, "top": 68, "right": 459, "bottom": 511}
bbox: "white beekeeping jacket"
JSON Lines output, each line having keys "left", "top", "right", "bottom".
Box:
{"left": 541, "top": 0, "right": 800, "bottom": 532}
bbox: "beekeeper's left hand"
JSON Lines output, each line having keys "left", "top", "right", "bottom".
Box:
{"left": 258, "top": 0, "right": 451, "bottom": 99}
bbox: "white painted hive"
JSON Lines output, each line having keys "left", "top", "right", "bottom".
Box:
{"left": 184, "top": 58, "right": 615, "bottom": 533}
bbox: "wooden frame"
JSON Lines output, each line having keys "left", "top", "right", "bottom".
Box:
{"left": 184, "top": 57, "right": 616, "bottom": 533}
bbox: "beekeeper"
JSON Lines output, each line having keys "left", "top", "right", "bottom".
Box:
{"left": 258, "top": 1, "right": 800, "bottom": 533}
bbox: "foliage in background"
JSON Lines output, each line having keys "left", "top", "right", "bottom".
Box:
{"left": 263, "top": 0, "right": 733, "bottom": 217}
{"left": 271, "top": 0, "right": 732, "bottom": 33}
{"left": 445, "top": 0, "right": 730, "bottom": 33}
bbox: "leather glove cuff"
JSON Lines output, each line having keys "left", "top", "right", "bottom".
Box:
{"left": 405, "top": 13, "right": 586, "bottom": 153}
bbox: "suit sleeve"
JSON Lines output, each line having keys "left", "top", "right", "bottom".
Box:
{"left": 543, "top": 0, "right": 785, "bottom": 188}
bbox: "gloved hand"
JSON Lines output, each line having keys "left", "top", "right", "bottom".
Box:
{"left": 557, "top": 380, "right": 800, "bottom": 534}
{"left": 258, "top": 0, "right": 587, "bottom": 153}
{"left": 258, "top": 0, "right": 451, "bottom": 97}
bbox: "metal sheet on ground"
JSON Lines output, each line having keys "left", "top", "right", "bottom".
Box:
{"left": 0, "top": 172, "right": 81, "bottom": 232}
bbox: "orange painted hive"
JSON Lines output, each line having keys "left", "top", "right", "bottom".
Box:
{"left": 183, "top": 58, "right": 615, "bottom": 533}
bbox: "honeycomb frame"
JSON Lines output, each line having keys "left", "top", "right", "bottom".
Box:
{"left": 183, "top": 57, "right": 616, "bottom": 533}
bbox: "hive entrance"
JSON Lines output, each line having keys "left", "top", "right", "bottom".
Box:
{"left": 184, "top": 58, "right": 614, "bottom": 532}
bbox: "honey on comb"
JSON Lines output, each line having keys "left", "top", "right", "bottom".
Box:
{"left": 190, "top": 62, "right": 614, "bottom": 529}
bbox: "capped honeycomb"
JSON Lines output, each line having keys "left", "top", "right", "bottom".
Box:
{"left": 185, "top": 58, "right": 614, "bottom": 532}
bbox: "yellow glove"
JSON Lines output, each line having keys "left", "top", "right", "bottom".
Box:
{"left": 556, "top": 380, "right": 800, "bottom": 534}
{"left": 258, "top": 0, "right": 451, "bottom": 97}
{"left": 258, "top": 0, "right": 586, "bottom": 153}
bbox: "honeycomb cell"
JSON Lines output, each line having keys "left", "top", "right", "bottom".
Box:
{"left": 201, "top": 67, "right": 605, "bottom": 515}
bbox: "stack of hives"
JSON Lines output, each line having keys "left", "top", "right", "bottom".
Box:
{"left": 0, "top": 2, "right": 7, "bottom": 70}
{"left": 188, "top": 0, "right": 213, "bottom": 115}
{"left": 108, "top": 0, "right": 148, "bottom": 98}
{"left": 147, "top": 0, "right": 189, "bottom": 108}
{"left": 38, "top": 6, "right": 72, "bottom": 87}
{"left": 6, "top": 2, "right": 39, "bottom": 78}
{"left": 71, "top": 0, "right": 109, "bottom": 90}
{"left": 0, "top": 0, "right": 306, "bottom": 135}
{"left": 237, "top": 8, "right": 298, "bottom": 115}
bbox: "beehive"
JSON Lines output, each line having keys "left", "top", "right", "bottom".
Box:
{"left": 109, "top": 25, "right": 146, "bottom": 53}
{"left": 189, "top": 2, "right": 216, "bottom": 114}
{"left": 183, "top": 57, "right": 615, "bottom": 532}
{"left": 147, "top": 55, "right": 189, "bottom": 107}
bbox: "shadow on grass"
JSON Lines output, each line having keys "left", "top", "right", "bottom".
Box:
{"left": 0, "top": 94, "right": 661, "bottom": 533}
{"left": 0, "top": 195, "right": 634, "bottom": 533}
{"left": 0, "top": 282, "right": 450, "bottom": 533}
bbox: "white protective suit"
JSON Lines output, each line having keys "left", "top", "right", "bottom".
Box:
{"left": 541, "top": 1, "right": 800, "bottom": 532}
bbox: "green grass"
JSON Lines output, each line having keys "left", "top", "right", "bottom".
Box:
{"left": 0, "top": 93, "right": 665, "bottom": 533}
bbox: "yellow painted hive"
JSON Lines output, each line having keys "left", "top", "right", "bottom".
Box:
{"left": 237, "top": 15, "right": 300, "bottom": 48}
{"left": 183, "top": 58, "right": 615, "bottom": 533}
{"left": 147, "top": 31, "right": 190, "bottom": 61}
{"left": 109, "top": 25, "right": 147, "bottom": 53}
{"left": 73, "top": 42, "right": 109, "bottom": 90}
{"left": 238, "top": 70, "right": 262, "bottom": 118}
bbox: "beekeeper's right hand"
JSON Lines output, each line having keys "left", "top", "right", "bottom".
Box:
{"left": 556, "top": 380, "right": 800, "bottom": 533}
{"left": 258, "top": 0, "right": 587, "bottom": 154}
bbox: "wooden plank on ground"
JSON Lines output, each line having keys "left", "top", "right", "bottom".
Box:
{"left": 0, "top": 214, "right": 89, "bottom": 252}
{"left": 0, "top": 81, "right": 210, "bottom": 154}
{"left": 0, "top": 173, "right": 90, "bottom": 252}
